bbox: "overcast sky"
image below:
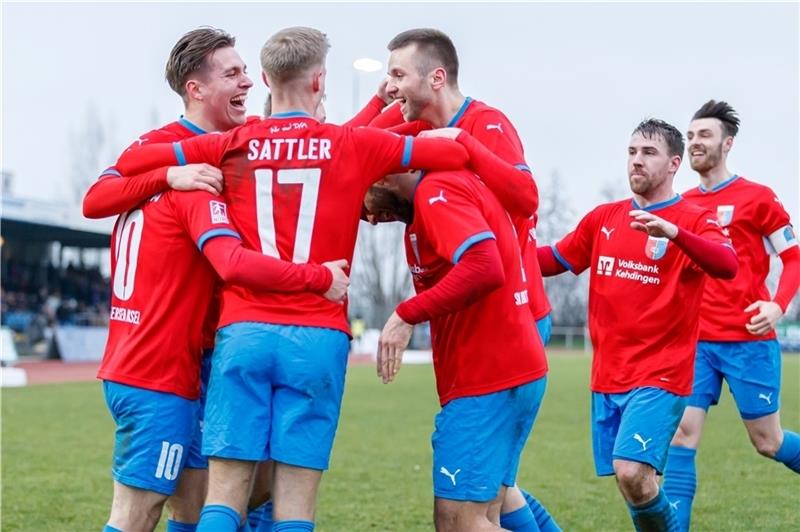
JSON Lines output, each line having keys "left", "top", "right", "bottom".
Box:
{"left": 3, "top": 2, "right": 798, "bottom": 224}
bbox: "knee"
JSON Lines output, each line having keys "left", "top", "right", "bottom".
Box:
{"left": 752, "top": 435, "right": 782, "bottom": 458}
{"left": 671, "top": 423, "right": 697, "bottom": 448}
{"left": 614, "top": 462, "right": 656, "bottom": 505}
{"left": 434, "top": 503, "right": 463, "bottom": 532}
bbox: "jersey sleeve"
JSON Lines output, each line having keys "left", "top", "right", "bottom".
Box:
{"left": 175, "top": 131, "right": 232, "bottom": 167}
{"left": 415, "top": 176, "right": 495, "bottom": 264}
{"left": 553, "top": 209, "right": 600, "bottom": 275}
{"left": 351, "top": 128, "right": 468, "bottom": 184}
{"left": 469, "top": 109, "right": 529, "bottom": 170}
{"left": 82, "top": 167, "right": 169, "bottom": 218}
{"left": 756, "top": 188, "right": 795, "bottom": 254}
{"left": 170, "top": 191, "right": 241, "bottom": 250}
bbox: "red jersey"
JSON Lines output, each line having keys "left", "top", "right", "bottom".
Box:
{"left": 106, "top": 117, "right": 222, "bottom": 349}
{"left": 683, "top": 176, "right": 797, "bottom": 341}
{"left": 97, "top": 190, "right": 240, "bottom": 399}
{"left": 553, "top": 196, "right": 730, "bottom": 396}
{"left": 406, "top": 169, "right": 548, "bottom": 405}
{"left": 169, "top": 112, "right": 465, "bottom": 335}
{"left": 448, "top": 98, "right": 551, "bottom": 321}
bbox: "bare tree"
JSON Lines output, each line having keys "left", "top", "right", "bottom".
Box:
{"left": 536, "top": 170, "right": 589, "bottom": 326}
{"left": 69, "top": 105, "right": 118, "bottom": 207}
{"left": 348, "top": 221, "right": 413, "bottom": 328}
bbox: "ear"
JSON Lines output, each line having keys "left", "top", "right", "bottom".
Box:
{"left": 431, "top": 67, "right": 447, "bottom": 91}
{"left": 723, "top": 135, "right": 734, "bottom": 153}
{"left": 185, "top": 79, "right": 203, "bottom": 102}
{"left": 262, "top": 71, "right": 271, "bottom": 88}
{"left": 312, "top": 69, "right": 324, "bottom": 93}
{"left": 670, "top": 155, "right": 682, "bottom": 174}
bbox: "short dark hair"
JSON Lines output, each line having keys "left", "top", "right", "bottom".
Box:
{"left": 632, "top": 119, "right": 685, "bottom": 158}
{"left": 388, "top": 28, "right": 459, "bottom": 85}
{"left": 165, "top": 27, "right": 236, "bottom": 98}
{"left": 692, "top": 99, "right": 740, "bottom": 138}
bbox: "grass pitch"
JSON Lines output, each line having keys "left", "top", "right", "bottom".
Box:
{"left": 2, "top": 353, "right": 798, "bottom": 531}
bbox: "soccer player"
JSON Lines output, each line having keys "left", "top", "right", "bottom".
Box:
{"left": 383, "top": 28, "right": 557, "bottom": 531}
{"left": 662, "top": 101, "right": 800, "bottom": 531}
{"left": 82, "top": 27, "right": 252, "bottom": 532}
{"left": 536, "top": 119, "right": 738, "bottom": 531}
{"left": 99, "top": 183, "right": 349, "bottom": 532}
{"left": 366, "top": 166, "right": 548, "bottom": 532}
{"left": 113, "top": 26, "right": 473, "bottom": 532}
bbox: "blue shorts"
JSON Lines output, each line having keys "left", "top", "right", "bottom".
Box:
{"left": 103, "top": 381, "right": 201, "bottom": 495}
{"left": 202, "top": 322, "right": 350, "bottom": 469}
{"left": 432, "top": 377, "right": 546, "bottom": 502}
{"left": 184, "top": 350, "right": 213, "bottom": 469}
{"left": 688, "top": 340, "right": 781, "bottom": 420}
{"left": 592, "top": 387, "right": 687, "bottom": 477}
{"left": 536, "top": 314, "right": 552, "bottom": 346}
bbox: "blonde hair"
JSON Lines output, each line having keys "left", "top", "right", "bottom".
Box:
{"left": 260, "top": 27, "right": 330, "bottom": 84}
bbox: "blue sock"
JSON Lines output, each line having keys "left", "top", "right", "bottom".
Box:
{"left": 247, "top": 503, "right": 266, "bottom": 530}
{"left": 197, "top": 504, "right": 241, "bottom": 532}
{"left": 500, "top": 504, "right": 540, "bottom": 531}
{"left": 103, "top": 526, "right": 123, "bottom": 532}
{"left": 272, "top": 520, "right": 314, "bottom": 532}
{"left": 254, "top": 501, "right": 274, "bottom": 532}
{"left": 520, "top": 488, "right": 562, "bottom": 532}
{"left": 774, "top": 430, "right": 800, "bottom": 473}
{"left": 662, "top": 445, "right": 697, "bottom": 532}
{"left": 627, "top": 489, "right": 680, "bottom": 532}
{"left": 167, "top": 519, "right": 198, "bottom": 532}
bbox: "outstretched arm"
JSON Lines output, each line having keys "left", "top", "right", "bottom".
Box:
{"left": 630, "top": 209, "right": 738, "bottom": 279}
{"left": 201, "top": 236, "right": 350, "bottom": 303}
{"left": 83, "top": 165, "right": 223, "bottom": 218}
{"left": 378, "top": 240, "right": 504, "bottom": 384}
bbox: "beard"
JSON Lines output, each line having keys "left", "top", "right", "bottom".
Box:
{"left": 690, "top": 142, "right": 723, "bottom": 173}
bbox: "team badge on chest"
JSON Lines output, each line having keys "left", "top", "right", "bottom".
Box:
{"left": 716, "top": 205, "right": 734, "bottom": 227}
{"left": 645, "top": 236, "right": 669, "bottom": 260}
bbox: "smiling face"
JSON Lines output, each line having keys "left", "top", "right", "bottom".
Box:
{"left": 196, "top": 46, "right": 253, "bottom": 130}
{"left": 686, "top": 117, "right": 731, "bottom": 173}
{"left": 386, "top": 45, "right": 435, "bottom": 122}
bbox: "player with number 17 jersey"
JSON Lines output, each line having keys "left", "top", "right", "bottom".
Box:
{"left": 116, "top": 112, "right": 469, "bottom": 334}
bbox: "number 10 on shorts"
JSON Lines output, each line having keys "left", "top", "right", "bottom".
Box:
{"left": 154, "top": 441, "right": 183, "bottom": 480}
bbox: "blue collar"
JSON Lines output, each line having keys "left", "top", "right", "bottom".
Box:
{"left": 270, "top": 111, "right": 313, "bottom": 119}
{"left": 179, "top": 116, "right": 206, "bottom": 135}
{"left": 446, "top": 97, "right": 473, "bottom": 127}
{"left": 631, "top": 194, "right": 682, "bottom": 212}
{"left": 699, "top": 174, "right": 739, "bottom": 193}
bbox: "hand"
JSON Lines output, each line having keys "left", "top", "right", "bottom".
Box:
{"left": 376, "top": 78, "right": 392, "bottom": 104}
{"left": 167, "top": 164, "right": 223, "bottom": 195}
{"left": 419, "top": 127, "right": 463, "bottom": 141}
{"left": 377, "top": 311, "right": 413, "bottom": 384}
{"left": 321, "top": 259, "right": 350, "bottom": 303}
{"left": 744, "top": 300, "right": 783, "bottom": 336}
{"left": 629, "top": 209, "right": 678, "bottom": 239}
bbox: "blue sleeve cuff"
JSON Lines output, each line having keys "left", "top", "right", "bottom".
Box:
{"left": 197, "top": 228, "right": 240, "bottom": 250}
{"left": 551, "top": 245, "right": 574, "bottom": 272}
{"left": 401, "top": 136, "right": 413, "bottom": 167}
{"left": 452, "top": 231, "right": 496, "bottom": 264}
{"left": 173, "top": 142, "right": 187, "bottom": 166}
{"left": 100, "top": 166, "right": 122, "bottom": 178}
{"left": 515, "top": 163, "right": 532, "bottom": 174}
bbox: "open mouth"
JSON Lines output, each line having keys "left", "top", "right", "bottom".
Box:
{"left": 230, "top": 95, "right": 247, "bottom": 111}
